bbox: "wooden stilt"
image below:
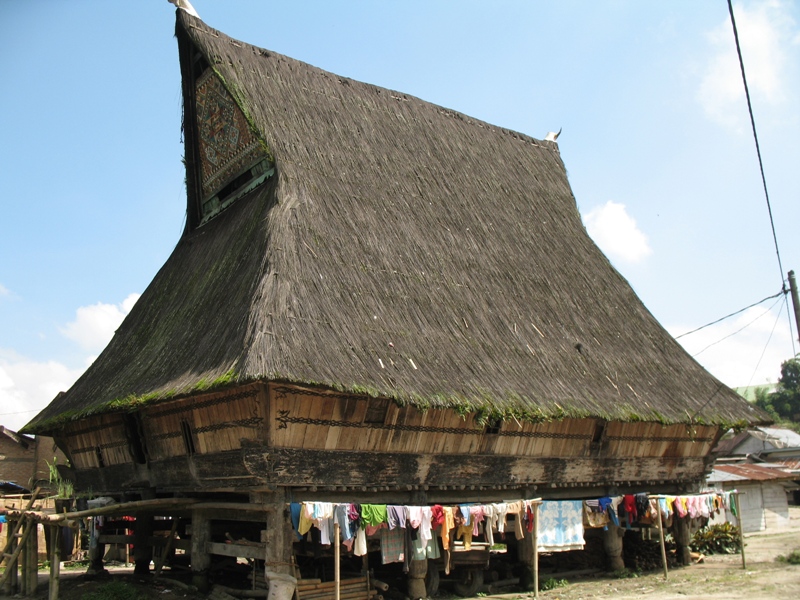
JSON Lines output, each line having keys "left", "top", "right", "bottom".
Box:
{"left": 191, "top": 509, "right": 212, "bottom": 591}
{"left": 134, "top": 513, "right": 154, "bottom": 575}
{"left": 154, "top": 518, "right": 179, "bottom": 577}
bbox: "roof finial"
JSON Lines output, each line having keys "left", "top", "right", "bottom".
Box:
{"left": 544, "top": 127, "right": 562, "bottom": 143}
{"left": 168, "top": 0, "right": 200, "bottom": 19}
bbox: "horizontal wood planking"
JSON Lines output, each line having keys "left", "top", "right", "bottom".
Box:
{"left": 268, "top": 384, "right": 599, "bottom": 457}
{"left": 603, "top": 422, "right": 718, "bottom": 458}
{"left": 244, "top": 444, "right": 708, "bottom": 489}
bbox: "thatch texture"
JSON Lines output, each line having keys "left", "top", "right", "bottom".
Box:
{"left": 23, "top": 12, "right": 763, "bottom": 433}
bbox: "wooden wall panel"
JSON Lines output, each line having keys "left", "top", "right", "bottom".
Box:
{"left": 603, "top": 422, "right": 719, "bottom": 458}
{"left": 63, "top": 414, "right": 131, "bottom": 469}
{"left": 143, "top": 383, "right": 267, "bottom": 460}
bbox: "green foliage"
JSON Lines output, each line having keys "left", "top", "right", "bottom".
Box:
{"left": 611, "top": 568, "right": 641, "bottom": 579}
{"left": 777, "top": 549, "right": 800, "bottom": 565}
{"left": 539, "top": 577, "right": 569, "bottom": 591}
{"left": 46, "top": 457, "right": 74, "bottom": 498}
{"left": 81, "top": 581, "right": 146, "bottom": 600}
{"left": 691, "top": 523, "right": 742, "bottom": 555}
{"left": 755, "top": 357, "right": 800, "bottom": 422}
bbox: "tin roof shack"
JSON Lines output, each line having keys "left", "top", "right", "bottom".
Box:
{"left": 708, "top": 463, "right": 798, "bottom": 533}
{"left": 714, "top": 426, "right": 800, "bottom": 458}
{"left": 21, "top": 8, "right": 764, "bottom": 590}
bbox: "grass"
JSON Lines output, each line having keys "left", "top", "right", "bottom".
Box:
{"left": 539, "top": 577, "right": 569, "bottom": 591}
{"left": 777, "top": 548, "right": 800, "bottom": 565}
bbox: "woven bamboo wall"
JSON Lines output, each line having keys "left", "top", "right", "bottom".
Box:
{"left": 269, "top": 384, "right": 718, "bottom": 459}
{"left": 62, "top": 413, "right": 131, "bottom": 469}
{"left": 143, "top": 383, "right": 267, "bottom": 460}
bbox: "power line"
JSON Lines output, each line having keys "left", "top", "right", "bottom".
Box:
{"left": 0, "top": 408, "right": 40, "bottom": 417}
{"left": 727, "top": 0, "right": 786, "bottom": 287}
{"left": 745, "top": 303, "right": 786, "bottom": 388}
{"left": 675, "top": 290, "right": 784, "bottom": 339}
{"left": 690, "top": 295, "right": 783, "bottom": 358}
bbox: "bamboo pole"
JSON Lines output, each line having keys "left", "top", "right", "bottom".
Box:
{"left": 655, "top": 499, "right": 668, "bottom": 579}
{"left": 0, "top": 515, "right": 36, "bottom": 589}
{"left": 733, "top": 491, "right": 746, "bottom": 570}
{"left": 334, "top": 523, "right": 341, "bottom": 600}
{"left": 37, "top": 497, "right": 200, "bottom": 523}
{"left": 20, "top": 517, "right": 29, "bottom": 596}
{"left": 532, "top": 501, "right": 539, "bottom": 599}
{"left": 49, "top": 524, "right": 61, "bottom": 600}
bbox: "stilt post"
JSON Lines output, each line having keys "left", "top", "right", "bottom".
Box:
{"left": 190, "top": 509, "right": 211, "bottom": 591}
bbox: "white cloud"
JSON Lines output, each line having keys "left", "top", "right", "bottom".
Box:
{"left": 669, "top": 304, "right": 795, "bottom": 388}
{"left": 0, "top": 283, "right": 9, "bottom": 297}
{"left": 698, "top": 1, "right": 797, "bottom": 130}
{"left": 582, "top": 201, "right": 652, "bottom": 264}
{"left": 0, "top": 352, "right": 84, "bottom": 432}
{"left": 0, "top": 293, "right": 141, "bottom": 432}
{"left": 59, "top": 293, "right": 140, "bottom": 352}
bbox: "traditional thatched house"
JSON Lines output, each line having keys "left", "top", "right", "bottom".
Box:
{"left": 21, "top": 7, "right": 763, "bottom": 590}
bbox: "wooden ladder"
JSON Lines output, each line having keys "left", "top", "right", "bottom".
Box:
{"left": 0, "top": 487, "right": 41, "bottom": 588}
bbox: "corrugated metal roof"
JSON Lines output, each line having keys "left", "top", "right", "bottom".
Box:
{"left": 711, "top": 463, "right": 797, "bottom": 482}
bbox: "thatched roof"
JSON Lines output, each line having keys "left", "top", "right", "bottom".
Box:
{"left": 23, "top": 11, "right": 764, "bottom": 434}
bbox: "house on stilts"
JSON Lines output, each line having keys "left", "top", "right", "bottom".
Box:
{"left": 20, "top": 7, "right": 765, "bottom": 596}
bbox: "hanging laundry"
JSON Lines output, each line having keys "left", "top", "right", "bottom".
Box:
{"left": 440, "top": 505, "right": 455, "bottom": 549}
{"left": 493, "top": 502, "right": 509, "bottom": 533}
{"left": 483, "top": 504, "right": 496, "bottom": 546}
{"left": 387, "top": 505, "right": 406, "bottom": 529}
{"left": 353, "top": 526, "right": 368, "bottom": 556}
{"left": 361, "top": 504, "right": 388, "bottom": 527}
{"left": 582, "top": 500, "right": 609, "bottom": 529}
{"left": 411, "top": 530, "right": 442, "bottom": 561}
{"left": 334, "top": 503, "right": 354, "bottom": 541}
{"left": 380, "top": 525, "right": 406, "bottom": 564}
{"left": 299, "top": 502, "right": 314, "bottom": 535}
{"left": 538, "top": 500, "right": 585, "bottom": 552}
{"left": 469, "top": 505, "right": 485, "bottom": 537}
{"left": 506, "top": 500, "right": 525, "bottom": 540}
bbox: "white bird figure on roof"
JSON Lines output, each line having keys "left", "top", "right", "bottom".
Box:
{"left": 544, "top": 128, "right": 562, "bottom": 142}
{"left": 168, "top": 0, "right": 200, "bottom": 19}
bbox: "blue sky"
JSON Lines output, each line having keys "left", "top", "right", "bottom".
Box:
{"left": 1, "top": 1, "right": 798, "bottom": 431}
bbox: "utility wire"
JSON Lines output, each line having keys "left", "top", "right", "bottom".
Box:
{"left": 691, "top": 295, "right": 782, "bottom": 357}
{"left": 727, "top": 0, "right": 786, "bottom": 287}
{"left": 745, "top": 303, "right": 786, "bottom": 388}
{"left": 675, "top": 290, "right": 783, "bottom": 339}
{"left": 0, "top": 408, "right": 40, "bottom": 417}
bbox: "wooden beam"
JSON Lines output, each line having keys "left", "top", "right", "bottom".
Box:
{"left": 40, "top": 497, "right": 200, "bottom": 522}
{"left": 207, "top": 541, "right": 266, "bottom": 560}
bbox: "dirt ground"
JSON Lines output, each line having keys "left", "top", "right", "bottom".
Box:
{"left": 7, "top": 508, "right": 800, "bottom": 600}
